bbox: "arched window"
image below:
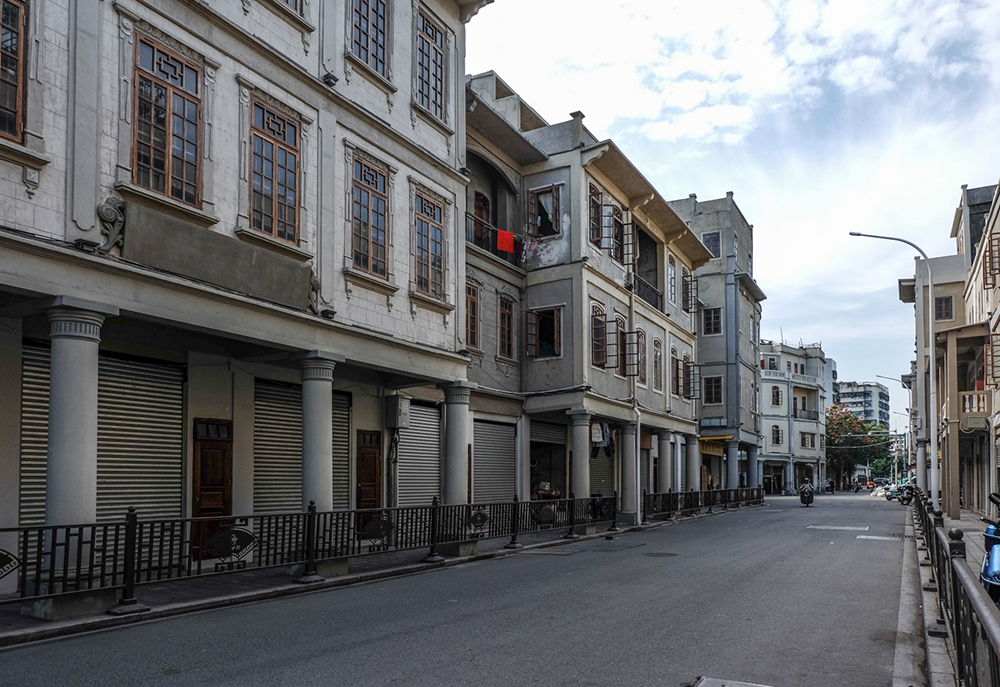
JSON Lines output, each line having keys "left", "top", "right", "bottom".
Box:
{"left": 637, "top": 329, "right": 647, "bottom": 385}
{"left": 653, "top": 339, "right": 663, "bottom": 392}
{"left": 616, "top": 315, "right": 627, "bottom": 376}
{"left": 591, "top": 303, "right": 607, "bottom": 367}
{"left": 670, "top": 347, "right": 679, "bottom": 395}
{"left": 682, "top": 354, "right": 692, "bottom": 398}
{"left": 668, "top": 256, "right": 676, "bottom": 303}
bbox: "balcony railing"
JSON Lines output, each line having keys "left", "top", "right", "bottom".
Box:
{"left": 761, "top": 369, "right": 787, "bottom": 379}
{"left": 635, "top": 274, "right": 663, "bottom": 311}
{"left": 791, "top": 373, "right": 819, "bottom": 385}
{"left": 960, "top": 391, "right": 991, "bottom": 419}
{"left": 794, "top": 409, "right": 820, "bottom": 421}
{"left": 466, "top": 213, "right": 522, "bottom": 268}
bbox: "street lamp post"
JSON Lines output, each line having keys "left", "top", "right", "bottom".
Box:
{"left": 849, "top": 232, "right": 938, "bottom": 510}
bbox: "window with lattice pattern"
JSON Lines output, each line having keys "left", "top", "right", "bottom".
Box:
{"left": 499, "top": 296, "right": 514, "bottom": 359}
{"left": 653, "top": 339, "right": 663, "bottom": 392}
{"left": 353, "top": 0, "right": 388, "bottom": 77}
{"left": 414, "top": 194, "right": 444, "bottom": 298}
{"left": 352, "top": 156, "right": 388, "bottom": 277}
{"left": 416, "top": 13, "right": 445, "bottom": 120}
{"left": 0, "top": 0, "right": 25, "bottom": 142}
{"left": 134, "top": 38, "right": 201, "bottom": 206}
{"left": 251, "top": 102, "right": 299, "bottom": 244}
{"left": 466, "top": 283, "right": 478, "bottom": 349}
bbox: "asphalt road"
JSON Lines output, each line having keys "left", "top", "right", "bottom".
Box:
{"left": 0, "top": 493, "right": 910, "bottom": 687}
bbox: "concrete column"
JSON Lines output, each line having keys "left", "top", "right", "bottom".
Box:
{"left": 299, "top": 353, "right": 341, "bottom": 511}
{"left": 915, "top": 439, "right": 927, "bottom": 493}
{"left": 620, "top": 422, "right": 638, "bottom": 523}
{"left": 567, "top": 410, "right": 591, "bottom": 499}
{"left": 438, "top": 381, "right": 477, "bottom": 504}
{"left": 787, "top": 458, "right": 796, "bottom": 493}
{"left": 45, "top": 307, "right": 108, "bottom": 525}
{"left": 747, "top": 445, "right": 759, "bottom": 488}
{"left": 725, "top": 439, "right": 739, "bottom": 489}
{"left": 686, "top": 435, "right": 700, "bottom": 490}
{"left": 657, "top": 432, "right": 673, "bottom": 492}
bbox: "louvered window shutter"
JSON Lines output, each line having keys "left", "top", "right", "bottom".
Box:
{"left": 526, "top": 311, "right": 538, "bottom": 357}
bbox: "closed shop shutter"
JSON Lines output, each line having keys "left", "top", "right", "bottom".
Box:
{"left": 640, "top": 449, "right": 649, "bottom": 495}
{"left": 332, "top": 392, "right": 351, "bottom": 511}
{"left": 531, "top": 421, "right": 566, "bottom": 445}
{"left": 679, "top": 442, "right": 687, "bottom": 492}
{"left": 96, "top": 355, "right": 184, "bottom": 522}
{"left": 18, "top": 344, "right": 49, "bottom": 526}
{"left": 590, "top": 448, "right": 614, "bottom": 497}
{"left": 397, "top": 403, "right": 440, "bottom": 507}
{"left": 254, "top": 380, "right": 302, "bottom": 513}
{"left": 473, "top": 420, "right": 516, "bottom": 503}
{"left": 18, "top": 344, "right": 185, "bottom": 525}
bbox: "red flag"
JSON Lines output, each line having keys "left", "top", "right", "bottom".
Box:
{"left": 496, "top": 230, "right": 514, "bottom": 253}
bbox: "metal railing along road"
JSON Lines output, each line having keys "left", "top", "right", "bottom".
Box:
{"left": 0, "top": 493, "right": 622, "bottom": 610}
{"left": 914, "top": 489, "right": 1000, "bottom": 686}
{"left": 643, "top": 488, "right": 764, "bottom": 520}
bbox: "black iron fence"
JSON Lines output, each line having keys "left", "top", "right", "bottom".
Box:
{"left": 643, "top": 488, "right": 764, "bottom": 519}
{"left": 0, "top": 493, "right": 623, "bottom": 609}
{"left": 914, "top": 489, "right": 1000, "bottom": 686}
{"left": 465, "top": 213, "right": 522, "bottom": 267}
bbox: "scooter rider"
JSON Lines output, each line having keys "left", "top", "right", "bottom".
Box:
{"left": 800, "top": 479, "right": 814, "bottom": 493}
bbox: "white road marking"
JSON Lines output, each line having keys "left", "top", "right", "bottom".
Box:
{"left": 856, "top": 535, "right": 900, "bottom": 541}
{"left": 807, "top": 525, "right": 870, "bottom": 531}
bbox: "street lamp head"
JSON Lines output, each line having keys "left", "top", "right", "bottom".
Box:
{"left": 849, "top": 232, "right": 862, "bottom": 236}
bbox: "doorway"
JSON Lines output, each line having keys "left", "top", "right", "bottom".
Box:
{"left": 356, "top": 430, "right": 382, "bottom": 510}
{"left": 192, "top": 419, "right": 233, "bottom": 558}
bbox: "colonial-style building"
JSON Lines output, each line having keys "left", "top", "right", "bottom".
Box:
{"left": 0, "top": 0, "right": 495, "bottom": 565}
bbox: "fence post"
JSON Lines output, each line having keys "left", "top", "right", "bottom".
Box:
{"left": 948, "top": 528, "right": 966, "bottom": 560}
{"left": 423, "top": 497, "right": 445, "bottom": 563}
{"left": 294, "top": 501, "right": 324, "bottom": 584}
{"left": 505, "top": 494, "right": 522, "bottom": 549}
{"left": 563, "top": 492, "right": 580, "bottom": 539}
{"left": 107, "top": 507, "right": 149, "bottom": 616}
{"left": 608, "top": 491, "right": 621, "bottom": 532}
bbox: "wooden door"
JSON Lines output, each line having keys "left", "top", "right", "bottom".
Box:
{"left": 193, "top": 419, "right": 233, "bottom": 558}
{"left": 356, "top": 431, "right": 382, "bottom": 510}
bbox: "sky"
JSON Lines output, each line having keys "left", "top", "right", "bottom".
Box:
{"left": 466, "top": 0, "right": 1000, "bottom": 429}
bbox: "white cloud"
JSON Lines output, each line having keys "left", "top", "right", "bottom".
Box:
{"left": 828, "top": 55, "right": 895, "bottom": 94}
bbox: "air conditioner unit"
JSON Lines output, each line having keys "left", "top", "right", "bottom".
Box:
{"left": 385, "top": 395, "right": 411, "bottom": 429}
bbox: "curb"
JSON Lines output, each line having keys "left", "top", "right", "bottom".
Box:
{"left": 0, "top": 501, "right": 764, "bottom": 649}
{"left": 912, "top": 509, "right": 957, "bottom": 687}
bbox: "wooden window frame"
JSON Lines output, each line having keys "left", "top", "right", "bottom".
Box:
{"left": 133, "top": 37, "right": 203, "bottom": 207}
{"left": 703, "top": 231, "right": 721, "bottom": 259}
{"left": 670, "top": 348, "right": 680, "bottom": 396}
{"left": 415, "top": 11, "right": 446, "bottom": 121}
{"left": 935, "top": 296, "right": 953, "bottom": 321}
{"left": 668, "top": 256, "right": 676, "bottom": 303}
{"left": 282, "top": 0, "right": 304, "bottom": 14}
{"left": 351, "top": 153, "right": 389, "bottom": 278}
{"left": 466, "top": 283, "right": 479, "bottom": 350}
{"left": 772, "top": 425, "right": 781, "bottom": 445}
{"left": 703, "top": 307, "right": 722, "bottom": 336}
{"left": 591, "top": 304, "right": 607, "bottom": 368}
{"left": 414, "top": 192, "right": 445, "bottom": 299}
{"left": 771, "top": 385, "right": 781, "bottom": 406}
{"left": 603, "top": 204, "right": 625, "bottom": 263}
{"left": 527, "top": 185, "right": 560, "bottom": 238}
{"left": 526, "top": 307, "right": 561, "bottom": 359}
{"left": 498, "top": 296, "right": 514, "bottom": 359}
{"left": 250, "top": 99, "right": 300, "bottom": 245}
{"left": 615, "top": 316, "right": 627, "bottom": 377}
{"left": 704, "top": 376, "right": 723, "bottom": 405}
{"left": 653, "top": 339, "right": 663, "bottom": 392}
{"left": 589, "top": 183, "right": 602, "bottom": 247}
{"left": 352, "top": 0, "right": 388, "bottom": 78}
{"left": 0, "top": 0, "right": 26, "bottom": 143}
{"left": 637, "top": 329, "right": 647, "bottom": 386}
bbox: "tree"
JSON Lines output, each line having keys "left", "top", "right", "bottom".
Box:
{"left": 825, "top": 404, "right": 892, "bottom": 487}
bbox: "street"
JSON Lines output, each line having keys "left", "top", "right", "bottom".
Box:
{"left": 0, "top": 493, "right": 911, "bottom": 687}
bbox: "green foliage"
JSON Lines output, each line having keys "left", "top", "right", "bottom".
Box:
{"left": 825, "top": 404, "right": 892, "bottom": 486}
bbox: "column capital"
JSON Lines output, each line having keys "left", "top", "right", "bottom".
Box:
{"left": 653, "top": 429, "right": 673, "bottom": 440}
{"left": 47, "top": 307, "right": 107, "bottom": 343}
{"left": 620, "top": 422, "right": 637, "bottom": 436}
{"left": 566, "top": 409, "right": 591, "bottom": 426}
{"left": 297, "top": 351, "right": 343, "bottom": 382}
{"left": 438, "top": 380, "right": 477, "bottom": 404}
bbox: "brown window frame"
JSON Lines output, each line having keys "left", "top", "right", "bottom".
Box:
{"left": 668, "top": 256, "right": 676, "bottom": 303}
{"left": 414, "top": 193, "right": 444, "bottom": 299}
{"left": 603, "top": 204, "right": 625, "bottom": 262}
{"left": 282, "top": 0, "right": 304, "bottom": 13}
{"left": 527, "top": 185, "right": 560, "bottom": 238}
{"left": 591, "top": 304, "right": 606, "bottom": 367}
{"left": 498, "top": 296, "right": 514, "bottom": 359}
{"left": 653, "top": 339, "right": 663, "bottom": 392}
{"left": 352, "top": 0, "right": 388, "bottom": 78}
{"left": 935, "top": 296, "right": 953, "bottom": 320}
{"left": 589, "top": 184, "right": 602, "bottom": 247}
{"left": 250, "top": 100, "right": 300, "bottom": 245}
{"left": 133, "top": 37, "right": 202, "bottom": 207}
{"left": 637, "top": 329, "right": 647, "bottom": 385}
{"left": 703, "top": 307, "right": 722, "bottom": 336}
{"left": 704, "top": 375, "right": 722, "bottom": 405}
{"left": 466, "top": 283, "right": 479, "bottom": 349}
{"left": 615, "top": 316, "right": 627, "bottom": 377}
{"left": 0, "top": 0, "right": 26, "bottom": 143}
{"left": 351, "top": 154, "right": 389, "bottom": 278}
{"left": 416, "top": 12, "right": 445, "bottom": 121}
{"left": 670, "top": 348, "right": 680, "bottom": 396}
{"left": 772, "top": 425, "right": 782, "bottom": 445}
{"left": 526, "top": 307, "right": 561, "bottom": 359}
{"left": 703, "top": 231, "right": 721, "bottom": 258}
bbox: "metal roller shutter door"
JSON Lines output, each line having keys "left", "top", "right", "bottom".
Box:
{"left": 18, "top": 344, "right": 185, "bottom": 525}
{"left": 254, "top": 381, "right": 303, "bottom": 513}
{"left": 531, "top": 421, "right": 566, "bottom": 445}
{"left": 96, "top": 355, "right": 184, "bottom": 522}
{"left": 473, "top": 421, "right": 516, "bottom": 503}
{"left": 332, "top": 393, "right": 351, "bottom": 511}
{"left": 397, "top": 404, "right": 440, "bottom": 507}
{"left": 590, "top": 449, "right": 614, "bottom": 497}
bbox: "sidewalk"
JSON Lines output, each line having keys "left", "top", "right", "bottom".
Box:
{"left": 943, "top": 508, "right": 989, "bottom": 564}
{"left": 0, "top": 506, "right": 752, "bottom": 648}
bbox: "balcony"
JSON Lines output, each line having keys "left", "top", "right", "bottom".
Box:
{"left": 794, "top": 409, "right": 820, "bottom": 421}
{"left": 762, "top": 369, "right": 787, "bottom": 379}
{"left": 959, "top": 391, "right": 991, "bottom": 421}
{"left": 466, "top": 213, "right": 522, "bottom": 268}
{"left": 635, "top": 274, "right": 663, "bottom": 311}
{"left": 791, "top": 373, "right": 819, "bottom": 386}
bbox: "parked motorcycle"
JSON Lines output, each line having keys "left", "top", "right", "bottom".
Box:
{"left": 978, "top": 493, "right": 1000, "bottom": 602}
{"left": 898, "top": 485, "right": 914, "bottom": 506}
